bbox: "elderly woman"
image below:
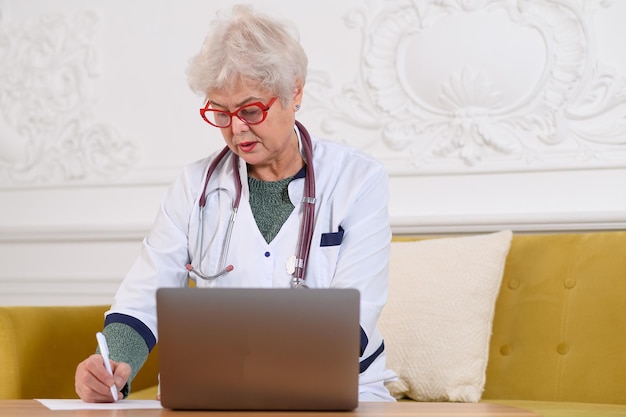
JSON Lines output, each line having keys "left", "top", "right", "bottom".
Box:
{"left": 75, "top": 4, "right": 395, "bottom": 403}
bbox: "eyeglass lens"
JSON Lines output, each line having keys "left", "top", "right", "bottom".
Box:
{"left": 210, "top": 103, "right": 266, "bottom": 127}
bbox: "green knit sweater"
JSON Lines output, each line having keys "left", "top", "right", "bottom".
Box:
{"left": 248, "top": 174, "right": 295, "bottom": 243}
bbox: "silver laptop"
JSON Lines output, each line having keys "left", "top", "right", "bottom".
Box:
{"left": 156, "top": 287, "right": 360, "bottom": 411}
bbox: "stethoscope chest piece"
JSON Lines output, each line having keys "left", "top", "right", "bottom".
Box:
{"left": 290, "top": 277, "right": 309, "bottom": 289}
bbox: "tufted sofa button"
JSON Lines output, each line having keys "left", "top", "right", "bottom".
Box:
{"left": 564, "top": 278, "right": 576, "bottom": 289}
{"left": 557, "top": 343, "right": 570, "bottom": 354}
{"left": 500, "top": 344, "right": 512, "bottom": 356}
{"left": 508, "top": 279, "right": 520, "bottom": 290}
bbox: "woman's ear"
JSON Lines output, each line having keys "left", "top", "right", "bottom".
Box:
{"left": 292, "top": 79, "right": 304, "bottom": 108}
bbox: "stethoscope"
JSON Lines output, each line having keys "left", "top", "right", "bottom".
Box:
{"left": 185, "top": 120, "right": 315, "bottom": 288}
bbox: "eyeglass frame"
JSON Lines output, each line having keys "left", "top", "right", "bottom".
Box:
{"left": 199, "top": 97, "right": 278, "bottom": 128}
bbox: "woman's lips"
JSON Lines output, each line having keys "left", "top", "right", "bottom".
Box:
{"left": 238, "top": 141, "right": 257, "bottom": 153}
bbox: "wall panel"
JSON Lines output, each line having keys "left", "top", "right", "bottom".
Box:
{"left": 1, "top": 0, "right": 625, "bottom": 305}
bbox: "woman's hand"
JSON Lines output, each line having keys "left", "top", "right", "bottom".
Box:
{"left": 75, "top": 354, "right": 130, "bottom": 402}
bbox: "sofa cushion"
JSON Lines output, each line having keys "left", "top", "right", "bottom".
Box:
{"left": 380, "top": 230, "right": 513, "bottom": 402}
{"left": 483, "top": 231, "right": 626, "bottom": 405}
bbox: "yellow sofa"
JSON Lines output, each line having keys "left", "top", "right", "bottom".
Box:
{"left": 1, "top": 230, "right": 625, "bottom": 417}
{"left": 0, "top": 305, "right": 160, "bottom": 400}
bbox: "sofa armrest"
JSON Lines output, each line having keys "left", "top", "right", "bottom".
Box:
{"left": 0, "top": 305, "right": 159, "bottom": 399}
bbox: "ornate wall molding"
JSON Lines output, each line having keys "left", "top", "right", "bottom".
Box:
{"left": 304, "top": 0, "right": 626, "bottom": 175}
{"left": 0, "top": 7, "right": 139, "bottom": 187}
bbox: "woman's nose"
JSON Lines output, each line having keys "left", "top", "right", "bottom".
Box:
{"left": 230, "top": 116, "right": 249, "bottom": 134}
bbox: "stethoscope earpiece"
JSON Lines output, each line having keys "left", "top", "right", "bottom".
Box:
{"left": 186, "top": 263, "right": 234, "bottom": 281}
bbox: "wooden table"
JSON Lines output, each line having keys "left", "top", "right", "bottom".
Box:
{"left": 1, "top": 400, "right": 541, "bottom": 416}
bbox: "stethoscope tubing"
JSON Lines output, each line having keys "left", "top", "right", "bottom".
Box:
{"left": 293, "top": 120, "right": 315, "bottom": 282}
{"left": 189, "top": 121, "right": 315, "bottom": 286}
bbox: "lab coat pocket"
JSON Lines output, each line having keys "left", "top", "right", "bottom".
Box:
{"left": 320, "top": 226, "right": 344, "bottom": 247}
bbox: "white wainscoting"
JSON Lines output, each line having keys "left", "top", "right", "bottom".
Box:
{"left": 0, "top": 236, "right": 142, "bottom": 306}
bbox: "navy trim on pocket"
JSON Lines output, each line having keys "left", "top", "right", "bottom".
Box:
{"left": 320, "top": 226, "right": 344, "bottom": 247}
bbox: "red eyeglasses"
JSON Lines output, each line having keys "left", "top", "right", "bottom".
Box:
{"left": 200, "top": 97, "right": 278, "bottom": 128}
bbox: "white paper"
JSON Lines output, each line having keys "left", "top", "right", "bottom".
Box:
{"left": 36, "top": 399, "right": 162, "bottom": 410}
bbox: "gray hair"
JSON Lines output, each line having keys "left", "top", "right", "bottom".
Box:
{"left": 187, "top": 4, "right": 308, "bottom": 104}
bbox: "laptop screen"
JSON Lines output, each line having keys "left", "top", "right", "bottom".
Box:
{"left": 156, "top": 287, "right": 360, "bottom": 411}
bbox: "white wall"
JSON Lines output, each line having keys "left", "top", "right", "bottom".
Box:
{"left": 1, "top": 0, "right": 626, "bottom": 305}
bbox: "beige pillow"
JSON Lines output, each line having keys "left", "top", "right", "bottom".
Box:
{"left": 380, "top": 230, "right": 513, "bottom": 402}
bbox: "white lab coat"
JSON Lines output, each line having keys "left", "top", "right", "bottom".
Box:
{"left": 108, "top": 125, "right": 397, "bottom": 401}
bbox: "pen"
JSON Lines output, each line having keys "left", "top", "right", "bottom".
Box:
{"left": 96, "top": 332, "right": 118, "bottom": 402}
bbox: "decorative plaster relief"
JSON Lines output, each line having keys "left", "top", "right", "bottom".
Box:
{"left": 0, "top": 7, "right": 139, "bottom": 186}
{"left": 305, "top": 0, "right": 626, "bottom": 174}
